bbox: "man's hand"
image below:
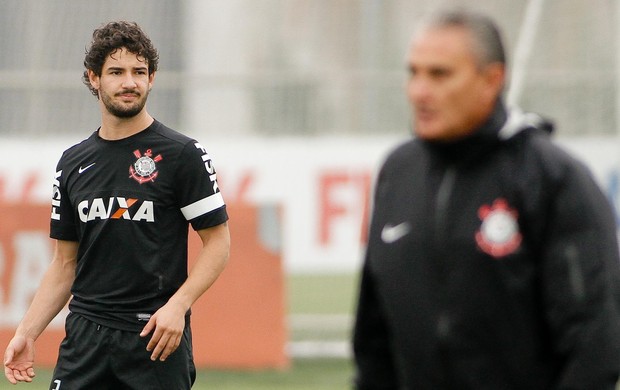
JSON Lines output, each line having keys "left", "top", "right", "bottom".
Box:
{"left": 139, "top": 302, "right": 186, "bottom": 362}
{"left": 4, "top": 335, "right": 35, "bottom": 384}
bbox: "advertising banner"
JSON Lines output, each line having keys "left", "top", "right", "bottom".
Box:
{"left": 0, "top": 136, "right": 618, "bottom": 274}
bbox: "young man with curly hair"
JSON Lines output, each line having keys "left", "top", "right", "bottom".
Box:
{"left": 4, "top": 21, "right": 230, "bottom": 389}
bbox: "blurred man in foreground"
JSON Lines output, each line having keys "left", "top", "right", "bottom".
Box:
{"left": 353, "top": 9, "right": 620, "bottom": 389}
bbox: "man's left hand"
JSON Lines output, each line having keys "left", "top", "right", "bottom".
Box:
{"left": 139, "top": 303, "right": 186, "bottom": 361}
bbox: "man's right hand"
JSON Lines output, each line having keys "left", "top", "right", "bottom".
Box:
{"left": 4, "top": 335, "right": 36, "bottom": 384}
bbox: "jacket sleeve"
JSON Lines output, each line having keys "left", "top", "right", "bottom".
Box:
{"left": 353, "top": 257, "right": 399, "bottom": 390}
{"left": 540, "top": 161, "right": 620, "bottom": 389}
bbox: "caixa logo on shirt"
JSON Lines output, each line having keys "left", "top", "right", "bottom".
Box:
{"left": 77, "top": 197, "right": 154, "bottom": 223}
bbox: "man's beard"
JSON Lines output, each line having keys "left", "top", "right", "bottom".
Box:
{"left": 100, "top": 89, "right": 149, "bottom": 118}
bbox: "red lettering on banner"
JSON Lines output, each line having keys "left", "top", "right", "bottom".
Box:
{"left": 217, "top": 171, "right": 255, "bottom": 203}
{"left": 318, "top": 171, "right": 371, "bottom": 245}
{"left": 0, "top": 172, "right": 41, "bottom": 203}
{"left": 319, "top": 173, "right": 348, "bottom": 244}
{"left": 21, "top": 174, "right": 38, "bottom": 203}
{"left": 234, "top": 173, "right": 254, "bottom": 202}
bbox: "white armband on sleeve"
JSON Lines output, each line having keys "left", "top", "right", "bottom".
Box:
{"left": 180, "top": 192, "right": 225, "bottom": 220}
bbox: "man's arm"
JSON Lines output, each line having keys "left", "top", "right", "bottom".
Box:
{"left": 541, "top": 164, "right": 620, "bottom": 389}
{"left": 140, "top": 221, "right": 230, "bottom": 361}
{"left": 4, "top": 239, "right": 77, "bottom": 384}
{"left": 353, "top": 260, "right": 399, "bottom": 390}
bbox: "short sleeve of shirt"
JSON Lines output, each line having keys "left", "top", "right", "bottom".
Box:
{"left": 50, "top": 158, "right": 79, "bottom": 241}
{"left": 176, "top": 141, "right": 228, "bottom": 230}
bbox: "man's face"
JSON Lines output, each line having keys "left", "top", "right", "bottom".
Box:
{"left": 406, "top": 26, "right": 504, "bottom": 141}
{"left": 89, "top": 48, "right": 154, "bottom": 118}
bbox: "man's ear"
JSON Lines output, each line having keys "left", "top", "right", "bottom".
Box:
{"left": 485, "top": 63, "right": 505, "bottom": 94}
{"left": 148, "top": 71, "right": 156, "bottom": 90}
{"left": 88, "top": 69, "right": 100, "bottom": 91}
{"left": 482, "top": 62, "right": 506, "bottom": 103}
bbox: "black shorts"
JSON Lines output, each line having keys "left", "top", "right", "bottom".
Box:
{"left": 49, "top": 313, "right": 196, "bottom": 390}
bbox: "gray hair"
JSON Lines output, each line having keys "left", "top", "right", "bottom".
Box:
{"left": 417, "top": 9, "right": 506, "bottom": 68}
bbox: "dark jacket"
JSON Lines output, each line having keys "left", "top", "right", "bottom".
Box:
{"left": 353, "top": 103, "right": 620, "bottom": 389}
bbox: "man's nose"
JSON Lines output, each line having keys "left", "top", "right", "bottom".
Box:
{"left": 408, "top": 77, "right": 431, "bottom": 102}
{"left": 121, "top": 74, "right": 138, "bottom": 89}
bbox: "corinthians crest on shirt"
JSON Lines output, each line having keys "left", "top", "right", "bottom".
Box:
{"left": 130, "top": 148, "right": 162, "bottom": 184}
{"left": 475, "top": 198, "right": 522, "bottom": 258}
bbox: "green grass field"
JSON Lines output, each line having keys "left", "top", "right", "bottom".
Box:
{"left": 0, "top": 359, "right": 354, "bottom": 390}
{"left": 0, "top": 273, "right": 359, "bottom": 390}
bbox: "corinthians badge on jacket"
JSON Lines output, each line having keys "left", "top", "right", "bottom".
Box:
{"left": 130, "top": 148, "right": 162, "bottom": 184}
{"left": 475, "top": 198, "right": 522, "bottom": 258}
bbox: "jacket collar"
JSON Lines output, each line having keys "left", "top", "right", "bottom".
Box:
{"left": 422, "top": 101, "right": 508, "bottom": 164}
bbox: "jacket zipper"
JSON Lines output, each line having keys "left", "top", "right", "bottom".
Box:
{"left": 434, "top": 165, "right": 457, "bottom": 380}
{"left": 434, "top": 166, "right": 456, "bottom": 245}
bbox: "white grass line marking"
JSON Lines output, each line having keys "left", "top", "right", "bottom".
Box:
{"left": 287, "top": 341, "right": 352, "bottom": 359}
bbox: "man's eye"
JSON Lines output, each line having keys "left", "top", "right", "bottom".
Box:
{"left": 430, "top": 69, "right": 450, "bottom": 78}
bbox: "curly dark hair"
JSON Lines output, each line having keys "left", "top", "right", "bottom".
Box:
{"left": 82, "top": 21, "right": 159, "bottom": 97}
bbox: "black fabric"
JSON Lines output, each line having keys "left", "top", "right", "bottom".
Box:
{"left": 50, "top": 313, "right": 196, "bottom": 390}
{"left": 50, "top": 120, "right": 228, "bottom": 331}
{"left": 353, "top": 104, "right": 620, "bottom": 389}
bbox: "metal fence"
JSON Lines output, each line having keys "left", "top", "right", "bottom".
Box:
{"left": 0, "top": 0, "right": 617, "bottom": 139}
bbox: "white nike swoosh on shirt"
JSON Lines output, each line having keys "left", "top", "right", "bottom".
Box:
{"left": 78, "top": 163, "right": 96, "bottom": 174}
{"left": 381, "top": 222, "right": 411, "bottom": 243}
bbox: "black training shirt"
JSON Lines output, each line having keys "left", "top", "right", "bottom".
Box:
{"left": 50, "top": 120, "right": 228, "bottom": 331}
